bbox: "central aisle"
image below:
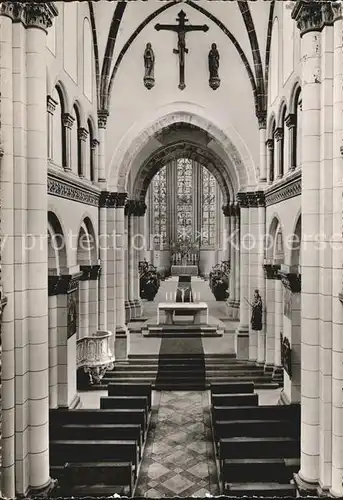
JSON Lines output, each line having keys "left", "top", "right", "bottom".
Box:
{"left": 135, "top": 391, "right": 219, "bottom": 497}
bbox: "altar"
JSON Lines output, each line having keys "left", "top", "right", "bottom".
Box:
{"left": 157, "top": 302, "right": 209, "bottom": 325}
{"left": 171, "top": 265, "right": 198, "bottom": 276}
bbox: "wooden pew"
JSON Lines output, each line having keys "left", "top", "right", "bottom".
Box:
{"left": 100, "top": 396, "right": 149, "bottom": 419}
{"left": 222, "top": 457, "right": 299, "bottom": 485}
{"left": 212, "top": 404, "right": 300, "bottom": 424}
{"left": 212, "top": 393, "right": 258, "bottom": 407}
{"left": 60, "top": 461, "right": 134, "bottom": 497}
{"left": 108, "top": 383, "right": 152, "bottom": 409}
{"left": 49, "top": 408, "right": 147, "bottom": 432}
{"left": 210, "top": 381, "right": 254, "bottom": 395}
{"left": 214, "top": 418, "right": 296, "bottom": 442}
{"left": 50, "top": 423, "right": 143, "bottom": 457}
{"left": 50, "top": 440, "right": 139, "bottom": 478}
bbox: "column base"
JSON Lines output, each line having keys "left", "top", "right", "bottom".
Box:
{"left": 278, "top": 389, "right": 291, "bottom": 406}
{"left": 23, "top": 477, "right": 57, "bottom": 499}
{"left": 293, "top": 472, "right": 319, "bottom": 497}
{"left": 236, "top": 325, "right": 249, "bottom": 360}
{"left": 125, "top": 300, "right": 132, "bottom": 322}
{"left": 133, "top": 298, "right": 143, "bottom": 318}
{"left": 115, "top": 326, "right": 130, "bottom": 361}
{"left": 264, "top": 363, "right": 274, "bottom": 374}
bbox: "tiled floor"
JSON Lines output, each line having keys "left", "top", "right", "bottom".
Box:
{"left": 135, "top": 391, "right": 219, "bottom": 498}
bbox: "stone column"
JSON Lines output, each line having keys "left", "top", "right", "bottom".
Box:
{"left": 48, "top": 280, "right": 58, "bottom": 409}
{"left": 222, "top": 203, "right": 232, "bottom": 313}
{"left": 236, "top": 193, "right": 249, "bottom": 358}
{"left": 227, "top": 204, "right": 236, "bottom": 316}
{"left": 257, "top": 193, "right": 266, "bottom": 364}
{"left": 124, "top": 213, "right": 131, "bottom": 322}
{"left": 132, "top": 201, "right": 146, "bottom": 317}
{"left": 274, "top": 272, "right": 282, "bottom": 369}
{"left": 285, "top": 113, "right": 296, "bottom": 172}
{"left": 99, "top": 193, "right": 108, "bottom": 331}
{"left": 258, "top": 112, "right": 267, "bottom": 182}
{"left": 292, "top": 1, "right": 322, "bottom": 489}
{"left": 25, "top": 4, "right": 57, "bottom": 493}
{"left": 266, "top": 139, "right": 274, "bottom": 184}
{"left": 274, "top": 127, "right": 284, "bottom": 179}
{"left": 103, "top": 193, "right": 116, "bottom": 339}
{"left": 234, "top": 205, "right": 241, "bottom": 320}
{"left": 78, "top": 127, "right": 88, "bottom": 178}
{"left": 97, "top": 110, "right": 108, "bottom": 183}
{"left": 115, "top": 193, "right": 129, "bottom": 361}
{"left": 47, "top": 95, "right": 57, "bottom": 160}
{"left": 263, "top": 264, "right": 278, "bottom": 370}
{"left": 62, "top": 112, "right": 74, "bottom": 172}
{"left": 78, "top": 268, "right": 90, "bottom": 338}
{"left": 279, "top": 268, "right": 301, "bottom": 405}
{"left": 331, "top": 3, "right": 343, "bottom": 496}
{"left": 90, "top": 138, "right": 99, "bottom": 183}
{"left": 0, "top": 9, "right": 15, "bottom": 497}
{"left": 88, "top": 265, "right": 101, "bottom": 334}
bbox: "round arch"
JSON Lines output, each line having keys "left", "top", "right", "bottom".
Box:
{"left": 76, "top": 216, "right": 98, "bottom": 266}
{"left": 132, "top": 141, "right": 234, "bottom": 204}
{"left": 109, "top": 104, "right": 257, "bottom": 193}
{"left": 48, "top": 211, "right": 68, "bottom": 273}
{"left": 267, "top": 215, "right": 285, "bottom": 263}
{"left": 290, "top": 214, "right": 301, "bottom": 268}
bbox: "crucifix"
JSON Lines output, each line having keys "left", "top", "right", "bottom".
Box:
{"left": 155, "top": 10, "right": 209, "bottom": 90}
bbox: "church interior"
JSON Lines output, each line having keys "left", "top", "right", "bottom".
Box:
{"left": 0, "top": 0, "right": 343, "bottom": 497}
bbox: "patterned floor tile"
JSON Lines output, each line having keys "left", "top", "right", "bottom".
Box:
{"left": 146, "top": 463, "right": 170, "bottom": 480}
{"left": 161, "top": 474, "right": 194, "bottom": 494}
{"left": 187, "top": 462, "right": 210, "bottom": 479}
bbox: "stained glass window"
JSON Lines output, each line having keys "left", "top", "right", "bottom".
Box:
{"left": 176, "top": 158, "right": 193, "bottom": 238}
{"left": 152, "top": 166, "right": 167, "bottom": 248}
{"left": 201, "top": 167, "right": 216, "bottom": 246}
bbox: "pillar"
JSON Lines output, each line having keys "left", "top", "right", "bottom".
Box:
{"left": 99, "top": 193, "right": 108, "bottom": 331}
{"left": 115, "top": 193, "right": 129, "bottom": 361}
{"left": 263, "top": 264, "right": 279, "bottom": 369}
{"left": 0, "top": 9, "right": 16, "bottom": 497}
{"left": 266, "top": 139, "right": 274, "bottom": 184}
{"left": 236, "top": 193, "right": 249, "bottom": 358}
{"left": 78, "top": 127, "right": 88, "bottom": 178}
{"left": 292, "top": 0, "right": 322, "bottom": 488}
{"left": 285, "top": 113, "right": 296, "bottom": 172}
{"left": 331, "top": 3, "right": 343, "bottom": 497}
{"left": 274, "top": 127, "right": 284, "bottom": 179}
{"left": 48, "top": 286, "right": 58, "bottom": 409}
{"left": 132, "top": 201, "right": 146, "bottom": 317}
{"left": 78, "top": 270, "right": 90, "bottom": 338}
{"left": 62, "top": 113, "right": 74, "bottom": 172}
{"left": 274, "top": 272, "right": 282, "bottom": 368}
{"left": 258, "top": 112, "right": 267, "bottom": 182}
{"left": 47, "top": 95, "right": 57, "bottom": 160}
{"left": 234, "top": 205, "right": 240, "bottom": 320}
{"left": 97, "top": 110, "right": 108, "bottom": 183}
{"left": 88, "top": 265, "right": 101, "bottom": 334}
{"left": 279, "top": 268, "right": 301, "bottom": 405}
{"left": 25, "top": 4, "right": 57, "bottom": 492}
{"left": 124, "top": 212, "right": 131, "bottom": 322}
{"left": 104, "top": 193, "right": 116, "bottom": 339}
{"left": 90, "top": 138, "right": 99, "bottom": 183}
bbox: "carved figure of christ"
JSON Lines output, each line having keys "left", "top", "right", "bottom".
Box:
{"left": 155, "top": 10, "right": 209, "bottom": 90}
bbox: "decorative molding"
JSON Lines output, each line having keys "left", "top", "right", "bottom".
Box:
{"left": 281, "top": 333, "right": 292, "bottom": 379}
{"left": 98, "top": 109, "right": 109, "bottom": 129}
{"left": 266, "top": 138, "right": 274, "bottom": 150}
{"left": 237, "top": 191, "right": 265, "bottom": 208}
{"left": 48, "top": 272, "right": 83, "bottom": 296}
{"left": 278, "top": 271, "right": 301, "bottom": 293}
{"left": 47, "top": 172, "right": 100, "bottom": 207}
{"left": 257, "top": 111, "right": 267, "bottom": 130}
{"left": 222, "top": 202, "right": 240, "bottom": 217}
{"left": 115, "top": 192, "right": 128, "bottom": 208}
{"left": 265, "top": 170, "right": 301, "bottom": 207}
{"left": 47, "top": 95, "right": 58, "bottom": 114}
{"left": 263, "top": 264, "right": 281, "bottom": 280}
{"left": 0, "top": 2, "right": 58, "bottom": 31}
{"left": 91, "top": 138, "right": 99, "bottom": 149}
{"left": 292, "top": 0, "right": 338, "bottom": 36}
{"left": 125, "top": 199, "right": 147, "bottom": 217}
{"left": 274, "top": 127, "right": 283, "bottom": 142}
{"left": 80, "top": 265, "right": 101, "bottom": 281}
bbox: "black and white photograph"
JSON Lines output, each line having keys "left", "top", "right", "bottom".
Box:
{"left": 0, "top": 0, "right": 341, "bottom": 497}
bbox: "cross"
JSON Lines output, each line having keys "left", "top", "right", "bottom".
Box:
{"left": 155, "top": 10, "right": 209, "bottom": 90}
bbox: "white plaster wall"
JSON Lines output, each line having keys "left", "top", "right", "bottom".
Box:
{"left": 199, "top": 249, "right": 217, "bottom": 276}
{"left": 266, "top": 195, "right": 301, "bottom": 266}
{"left": 67, "top": 335, "right": 77, "bottom": 406}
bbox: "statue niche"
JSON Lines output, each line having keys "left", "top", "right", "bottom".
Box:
{"left": 144, "top": 42, "right": 155, "bottom": 90}
{"left": 208, "top": 43, "right": 220, "bottom": 90}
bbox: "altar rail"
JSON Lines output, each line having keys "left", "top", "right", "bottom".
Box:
{"left": 77, "top": 331, "right": 115, "bottom": 384}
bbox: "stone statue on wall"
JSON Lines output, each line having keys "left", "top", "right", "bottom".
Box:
{"left": 250, "top": 289, "right": 263, "bottom": 331}
{"left": 208, "top": 43, "right": 220, "bottom": 90}
{"left": 144, "top": 42, "right": 155, "bottom": 89}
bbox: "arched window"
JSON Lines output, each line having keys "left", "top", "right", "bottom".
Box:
{"left": 152, "top": 166, "right": 167, "bottom": 248}
{"left": 51, "top": 86, "right": 64, "bottom": 166}
{"left": 268, "top": 119, "right": 276, "bottom": 183}
{"left": 201, "top": 168, "right": 216, "bottom": 246}
{"left": 177, "top": 158, "right": 193, "bottom": 237}
{"left": 280, "top": 105, "right": 287, "bottom": 178}
{"left": 70, "top": 104, "right": 81, "bottom": 176}
{"left": 294, "top": 88, "right": 302, "bottom": 168}
{"left": 83, "top": 18, "right": 93, "bottom": 101}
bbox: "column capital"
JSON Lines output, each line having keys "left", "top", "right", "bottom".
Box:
{"left": 246, "top": 191, "right": 265, "bottom": 208}
{"left": 257, "top": 111, "right": 267, "bottom": 130}
{"left": 62, "top": 112, "right": 75, "bottom": 129}
{"left": 274, "top": 127, "right": 283, "bottom": 142}
{"left": 98, "top": 109, "right": 109, "bottom": 129}
{"left": 0, "top": 2, "right": 25, "bottom": 22}
{"left": 266, "top": 138, "right": 274, "bottom": 150}
{"left": 91, "top": 138, "right": 100, "bottom": 149}
{"left": 278, "top": 271, "right": 301, "bottom": 293}
{"left": 79, "top": 264, "right": 101, "bottom": 281}
{"left": 263, "top": 263, "right": 281, "bottom": 280}
{"left": 23, "top": 2, "right": 58, "bottom": 32}
{"left": 222, "top": 202, "right": 240, "bottom": 217}
{"left": 285, "top": 113, "right": 296, "bottom": 129}
{"left": 78, "top": 127, "right": 88, "bottom": 142}
{"left": 99, "top": 191, "right": 117, "bottom": 208}
{"left": 125, "top": 199, "right": 147, "bottom": 216}
{"left": 115, "top": 192, "right": 129, "bottom": 208}
{"left": 292, "top": 0, "right": 338, "bottom": 36}
{"left": 48, "top": 272, "right": 83, "bottom": 296}
{"left": 47, "top": 95, "right": 58, "bottom": 115}
{"left": 236, "top": 192, "right": 249, "bottom": 208}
